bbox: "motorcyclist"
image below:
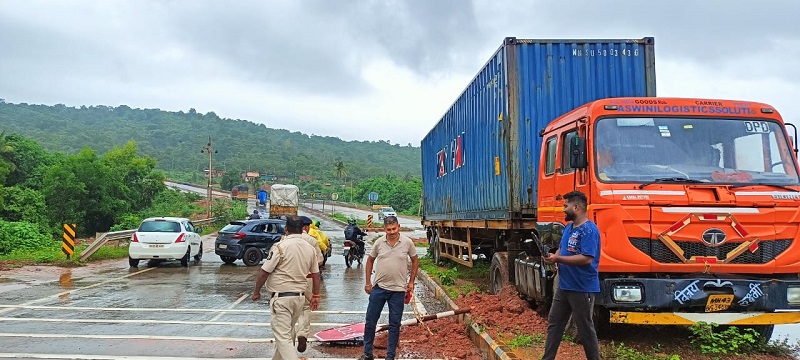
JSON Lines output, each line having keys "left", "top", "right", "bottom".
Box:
{"left": 344, "top": 219, "right": 368, "bottom": 256}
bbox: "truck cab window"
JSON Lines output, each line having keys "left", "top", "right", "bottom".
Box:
{"left": 545, "top": 136, "right": 557, "bottom": 175}
{"left": 561, "top": 131, "right": 578, "bottom": 173}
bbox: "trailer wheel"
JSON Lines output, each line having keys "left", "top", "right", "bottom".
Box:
{"left": 431, "top": 230, "right": 441, "bottom": 265}
{"left": 490, "top": 252, "right": 509, "bottom": 295}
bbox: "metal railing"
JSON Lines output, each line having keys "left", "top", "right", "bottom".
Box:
{"left": 78, "top": 217, "right": 217, "bottom": 261}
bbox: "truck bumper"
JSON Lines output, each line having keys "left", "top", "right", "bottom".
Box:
{"left": 600, "top": 276, "right": 800, "bottom": 325}
{"left": 610, "top": 310, "right": 800, "bottom": 325}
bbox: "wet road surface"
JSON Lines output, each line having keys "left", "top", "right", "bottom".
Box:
{"left": 0, "top": 215, "right": 443, "bottom": 360}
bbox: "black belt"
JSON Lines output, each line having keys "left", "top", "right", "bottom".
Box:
{"left": 272, "top": 292, "right": 304, "bottom": 298}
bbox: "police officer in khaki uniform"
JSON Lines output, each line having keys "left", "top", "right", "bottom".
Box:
{"left": 252, "top": 215, "right": 321, "bottom": 360}
{"left": 295, "top": 216, "right": 324, "bottom": 353}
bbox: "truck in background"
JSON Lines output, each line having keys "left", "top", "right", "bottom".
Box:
{"left": 422, "top": 37, "right": 800, "bottom": 338}
{"left": 269, "top": 184, "right": 299, "bottom": 219}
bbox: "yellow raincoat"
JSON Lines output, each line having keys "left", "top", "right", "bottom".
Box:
{"left": 308, "top": 222, "right": 329, "bottom": 253}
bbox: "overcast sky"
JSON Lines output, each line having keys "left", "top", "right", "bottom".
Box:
{"left": 1, "top": 0, "right": 798, "bottom": 145}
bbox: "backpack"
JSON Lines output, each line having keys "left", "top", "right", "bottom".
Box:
{"left": 344, "top": 225, "right": 355, "bottom": 240}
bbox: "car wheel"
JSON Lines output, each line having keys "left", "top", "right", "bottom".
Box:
{"left": 194, "top": 242, "right": 203, "bottom": 261}
{"left": 242, "top": 247, "right": 263, "bottom": 266}
{"left": 220, "top": 255, "right": 237, "bottom": 264}
{"left": 129, "top": 256, "right": 139, "bottom": 268}
{"left": 180, "top": 248, "right": 190, "bottom": 267}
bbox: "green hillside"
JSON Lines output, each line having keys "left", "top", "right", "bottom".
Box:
{"left": 0, "top": 102, "right": 420, "bottom": 182}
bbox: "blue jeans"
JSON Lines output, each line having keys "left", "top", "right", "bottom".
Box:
{"left": 362, "top": 285, "right": 405, "bottom": 359}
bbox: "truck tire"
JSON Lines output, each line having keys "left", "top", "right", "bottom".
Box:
{"left": 490, "top": 252, "right": 509, "bottom": 295}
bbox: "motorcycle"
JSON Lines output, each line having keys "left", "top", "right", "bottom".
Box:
{"left": 343, "top": 235, "right": 365, "bottom": 268}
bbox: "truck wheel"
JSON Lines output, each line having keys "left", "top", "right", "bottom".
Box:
{"left": 242, "top": 247, "right": 263, "bottom": 266}
{"left": 429, "top": 230, "right": 441, "bottom": 265}
{"left": 490, "top": 252, "right": 509, "bottom": 295}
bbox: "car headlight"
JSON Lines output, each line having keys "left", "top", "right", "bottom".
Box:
{"left": 613, "top": 285, "right": 643, "bottom": 302}
{"left": 788, "top": 287, "right": 800, "bottom": 305}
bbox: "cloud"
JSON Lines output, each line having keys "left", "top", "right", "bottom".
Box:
{"left": 1, "top": 0, "right": 799, "bottom": 145}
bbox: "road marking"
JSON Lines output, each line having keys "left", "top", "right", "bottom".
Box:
{"left": 0, "top": 333, "right": 311, "bottom": 342}
{"left": 0, "top": 268, "right": 156, "bottom": 316}
{"left": 0, "top": 355, "right": 443, "bottom": 360}
{"left": 208, "top": 293, "right": 248, "bottom": 322}
{"left": 0, "top": 305, "right": 415, "bottom": 315}
{"left": 0, "top": 317, "right": 349, "bottom": 327}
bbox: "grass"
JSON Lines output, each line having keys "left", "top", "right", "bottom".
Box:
{"left": 0, "top": 223, "right": 223, "bottom": 268}
{"left": 414, "top": 242, "right": 429, "bottom": 247}
{"left": 419, "top": 256, "right": 490, "bottom": 298}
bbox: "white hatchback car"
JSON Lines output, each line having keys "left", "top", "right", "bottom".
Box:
{"left": 378, "top": 206, "right": 397, "bottom": 221}
{"left": 128, "top": 217, "right": 203, "bottom": 267}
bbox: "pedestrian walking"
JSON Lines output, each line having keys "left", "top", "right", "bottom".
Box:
{"left": 252, "top": 215, "right": 321, "bottom": 360}
{"left": 541, "top": 191, "right": 601, "bottom": 360}
{"left": 295, "top": 216, "right": 325, "bottom": 353}
{"left": 358, "top": 215, "right": 419, "bottom": 360}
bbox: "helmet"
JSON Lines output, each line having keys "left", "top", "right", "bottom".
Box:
{"left": 313, "top": 220, "right": 320, "bottom": 227}
{"left": 347, "top": 219, "right": 357, "bottom": 226}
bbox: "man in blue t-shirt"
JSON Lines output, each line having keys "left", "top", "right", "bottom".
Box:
{"left": 541, "top": 190, "right": 600, "bottom": 360}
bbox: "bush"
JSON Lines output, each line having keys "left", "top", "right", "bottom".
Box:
{"left": 212, "top": 199, "right": 247, "bottom": 226}
{"left": 0, "top": 220, "right": 54, "bottom": 255}
{"left": 689, "top": 322, "right": 762, "bottom": 355}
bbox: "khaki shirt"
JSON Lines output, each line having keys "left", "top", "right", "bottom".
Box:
{"left": 301, "top": 233, "right": 324, "bottom": 266}
{"left": 261, "top": 234, "right": 320, "bottom": 293}
{"left": 369, "top": 234, "right": 417, "bottom": 292}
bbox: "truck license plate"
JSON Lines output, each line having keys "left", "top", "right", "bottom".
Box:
{"left": 705, "top": 294, "right": 734, "bottom": 312}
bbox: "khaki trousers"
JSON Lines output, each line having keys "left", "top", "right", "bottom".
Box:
{"left": 270, "top": 294, "right": 305, "bottom": 360}
{"left": 296, "top": 278, "right": 313, "bottom": 337}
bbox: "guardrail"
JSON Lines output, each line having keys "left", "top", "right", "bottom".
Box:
{"left": 78, "top": 217, "right": 217, "bottom": 261}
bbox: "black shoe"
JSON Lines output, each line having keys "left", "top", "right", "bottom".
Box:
{"left": 357, "top": 354, "right": 374, "bottom": 360}
{"left": 297, "top": 336, "right": 307, "bottom": 352}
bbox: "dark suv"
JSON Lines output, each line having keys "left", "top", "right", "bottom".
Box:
{"left": 215, "top": 219, "right": 285, "bottom": 266}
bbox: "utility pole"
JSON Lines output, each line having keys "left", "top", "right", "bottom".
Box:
{"left": 201, "top": 136, "right": 217, "bottom": 218}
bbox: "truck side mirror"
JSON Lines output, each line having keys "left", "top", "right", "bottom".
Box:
{"left": 569, "top": 137, "right": 588, "bottom": 169}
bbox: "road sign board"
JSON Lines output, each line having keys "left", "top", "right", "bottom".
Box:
{"left": 368, "top": 192, "right": 379, "bottom": 202}
{"left": 62, "top": 223, "right": 76, "bottom": 258}
{"left": 314, "top": 322, "right": 366, "bottom": 342}
{"left": 331, "top": 193, "right": 339, "bottom": 201}
{"left": 310, "top": 193, "right": 316, "bottom": 199}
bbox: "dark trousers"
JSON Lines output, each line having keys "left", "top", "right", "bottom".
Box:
{"left": 542, "top": 288, "right": 600, "bottom": 360}
{"left": 362, "top": 285, "right": 404, "bottom": 360}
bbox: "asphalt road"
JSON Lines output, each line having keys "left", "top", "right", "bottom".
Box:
{"left": 303, "top": 201, "right": 426, "bottom": 240}
{"left": 0, "top": 214, "right": 441, "bottom": 360}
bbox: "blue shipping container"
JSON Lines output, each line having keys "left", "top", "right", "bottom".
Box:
{"left": 422, "top": 37, "right": 656, "bottom": 221}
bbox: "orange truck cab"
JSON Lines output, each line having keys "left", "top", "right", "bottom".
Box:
{"left": 532, "top": 97, "right": 800, "bottom": 335}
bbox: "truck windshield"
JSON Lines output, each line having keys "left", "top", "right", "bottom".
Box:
{"left": 594, "top": 117, "right": 800, "bottom": 185}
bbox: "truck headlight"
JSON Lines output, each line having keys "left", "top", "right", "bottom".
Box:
{"left": 788, "top": 287, "right": 800, "bottom": 305}
{"left": 613, "top": 285, "right": 643, "bottom": 302}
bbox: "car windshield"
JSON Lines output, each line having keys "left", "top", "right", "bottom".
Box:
{"left": 383, "top": 207, "right": 395, "bottom": 212}
{"left": 139, "top": 220, "right": 182, "bottom": 232}
{"left": 594, "top": 117, "right": 800, "bottom": 185}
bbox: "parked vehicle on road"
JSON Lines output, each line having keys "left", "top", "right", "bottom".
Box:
{"left": 378, "top": 206, "right": 396, "bottom": 221}
{"left": 129, "top": 217, "right": 203, "bottom": 267}
{"left": 215, "top": 219, "right": 285, "bottom": 266}
{"left": 422, "top": 36, "right": 800, "bottom": 339}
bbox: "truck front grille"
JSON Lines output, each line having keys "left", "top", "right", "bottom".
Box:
{"left": 629, "top": 238, "right": 792, "bottom": 264}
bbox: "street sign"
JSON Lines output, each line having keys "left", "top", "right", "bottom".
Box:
{"left": 331, "top": 193, "right": 339, "bottom": 201}
{"left": 321, "top": 193, "right": 327, "bottom": 199}
{"left": 62, "top": 223, "right": 76, "bottom": 259}
{"left": 368, "top": 192, "right": 378, "bottom": 202}
{"left": 314, "top": 322, "right": 366, "bottom": 342}
{"left": 310, "top": 193, "right": 316, "bottom": 199}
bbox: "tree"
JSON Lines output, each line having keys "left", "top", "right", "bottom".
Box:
{"left": 333, "top": 158, "right": 347, "bottom": 180}
{"left": 220, "top": 169, "right": 242, "bottom": 190}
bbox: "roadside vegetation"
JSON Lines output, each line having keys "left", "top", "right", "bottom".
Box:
{"left": 420, "top": 253, "right": 799, "bottom": 360}
{"left": 330, "top": 212, "right": 384, "bottom": 228}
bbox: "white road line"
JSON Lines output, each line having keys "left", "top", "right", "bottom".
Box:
{"left": 0, "top": 317, "right": 348, "bottom": 327}
{"left": 0, "top": 268, "right": 156, "bottom": 316}
{"left": 208, "top": 293, "right": 248, "bottom": 322}
{"left": 0, "top": 333, "right": 293, "bottom": 342}
{"left": 0, "top": 304, "right": 414, "bottom": 315}
{"left": 0, "top": 355, "right": 439, "bottom": 360}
